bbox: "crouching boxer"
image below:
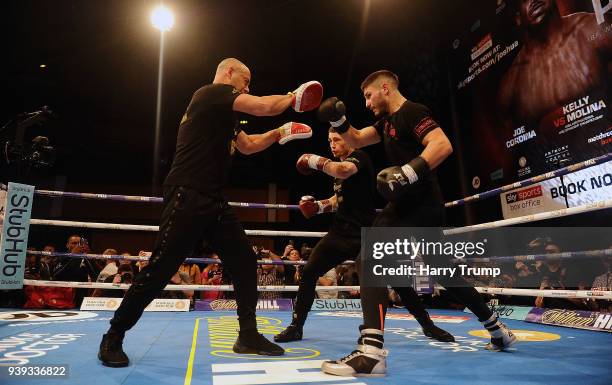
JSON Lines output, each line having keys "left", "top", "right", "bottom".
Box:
{"left": 274, "top": 129, "right": 454, "bottom": 344}
{"left": 98, "top": 57, "right": 322, "bottom": 367}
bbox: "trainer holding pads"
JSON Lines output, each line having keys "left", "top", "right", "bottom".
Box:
{"left": 98, "top": 58, "right": 322, "bottom": 367}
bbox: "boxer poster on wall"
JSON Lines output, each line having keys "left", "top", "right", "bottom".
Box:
{"left": 448, "top": 0, "right": 611, "bottom": 196}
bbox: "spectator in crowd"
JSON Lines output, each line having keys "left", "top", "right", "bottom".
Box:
{"left": 282, "top": 242, "right": 295, "bottom": 259}
{"left": 161, "top": 269, "right": 194, "bottom": 300}
{"left": 514, "top": 261, "right": 539, "bottom": 288}
{"left": 24, "top": 247, "right": 51, "bottom": 280}
{"left": 52, "top": 235, "right": 99, "bottom": 282}
{"left": 317, "top": 268, "right": 338, "bottom": 299}
{"left": 136, "top": 250, "right": 151, "bottom": 272}
{"left": 41, "top": 244, "right": 57, "bottom": 272}
{"left": 285, "top": 248, "right": 302, "bottom": 285}
{"left": 337, "top": 264, "right": 359, "bottom": 299}
{"left": 257, "top": 248, "right": 285, "bottom": 300}
{"left": 118, "top": 251, "right": 136, "bottom": 272}
{"left": 50, "top": 235, "right": 100, "bottom": 307}
{"left": 180, "top": 262, "right": 202, "bottom": 287}
{"left": 96, "top": 249, "right": 119, "bottom": 283}
{"left": 589, "top": 254, "right": 612, "bottom": 313}
{"left": 201, "top": 253, "right": 224, "bottom": 300}
{"left": 92, "top": 264, "right": 134, "bottom": 298}
{"left": 277, "top": 245, "right": 302, "bottom": 299}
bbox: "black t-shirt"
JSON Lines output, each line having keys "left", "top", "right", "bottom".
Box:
{"left": 373, "top": 100, "right": 444, "bottom": 206}
{"left": 164, "top": 84, "right": 242, "bottom": 193}
{"left": 330, "top": 149, "right": 376, "bottom": 234}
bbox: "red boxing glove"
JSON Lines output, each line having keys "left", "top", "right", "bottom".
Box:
{"left": 299, "top": 195, "right": 334, "bottom": 219}
{"left": 296, "top": 154, "right": 331, "bottom": 175}
{"left": 291, "top": 81, "right": 323, "bottom": 112}
{"left": 278, "top": 122, "right": 312, "bottom": 145}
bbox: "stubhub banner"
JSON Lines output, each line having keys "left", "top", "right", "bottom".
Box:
{"left": 312, "top": 299, "right": 362, "bottom": 311}
{"left": 0, "top": 183, "right": 34, "bottom": 289}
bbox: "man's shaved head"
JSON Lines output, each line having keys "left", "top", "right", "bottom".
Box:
{"left": 216, "top": 58, "right": 249, "bottom": 75}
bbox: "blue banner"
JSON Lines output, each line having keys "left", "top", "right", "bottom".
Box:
{"left": 1, "top": 183, "right": 34, "bottom": 289}
{"left": 195, "top": 298, "right": 293, "bottom": 311}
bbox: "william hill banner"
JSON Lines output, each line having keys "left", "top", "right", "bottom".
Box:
{"left": 526, "top": 307, "right": 612, "bottom": 333}
{"left": 195, "top": 299, "right": 293, "bottom": 311}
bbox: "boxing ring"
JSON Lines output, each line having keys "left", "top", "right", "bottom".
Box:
{"left": 1, "top": 153, "right": 611, "bottom": 385}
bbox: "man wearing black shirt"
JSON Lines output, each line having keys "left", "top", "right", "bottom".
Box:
{"left": 319, "top": 70, "right": 516, "bottom": 377}
{"left": 275, "top": 130, "right": 453, "bottom": 343}
{"left": 99, "top": 58, "right": 322, "bottom": 367}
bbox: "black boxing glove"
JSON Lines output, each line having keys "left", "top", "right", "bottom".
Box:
{"left": 317, "top": 97, "right": 350, "bottom": 134}
{"left": 376, "top": 156, "right": 430, "bottom": 201}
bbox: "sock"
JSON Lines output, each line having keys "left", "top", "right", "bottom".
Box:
{"left": 358, "top": 328, "right": 384, "bottom": 349}
{"left": 481, "top": 314, "right": 504, "bottom": 339}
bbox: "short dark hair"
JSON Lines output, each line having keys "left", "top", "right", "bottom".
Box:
{"left": 360, "top": 70, "right": 399, "bottom": 91}
{"left": 328, "top": 126, "right": 337, "bottom": 133}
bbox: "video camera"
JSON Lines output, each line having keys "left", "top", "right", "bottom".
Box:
{"left": 2, "top": 107, "right": 56, "bottom": 170}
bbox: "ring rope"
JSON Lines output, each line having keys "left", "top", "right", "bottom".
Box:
{"left": 445, "top": 152, "right": 611, "bottom": 207}
{"left": 29, "top": 198, "right": 611, "bottom": 237}
{"left": 27, "top": 250, "right": 356, "bottom": 266}
{"left": 28, "top": 219, "right": 326, "bottom": 237}
{"left": 29, "top": 248, "right": 610, "bottom": 266}
{"left": 459, "top": 248, "right": 612, "bottom": 263}
{"left": 18, "top": 152, "right": 609, "bottom": 210}
{"left": 22, "top": 279, "right": 612, "bottom": 299}
{"left": 23, "top": 279, "right": 359, "bottom": 292}
{"left": 443, "top": 199, "right": 612, "bottom": 235}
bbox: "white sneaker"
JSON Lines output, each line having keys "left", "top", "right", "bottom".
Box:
{"left": 321, "top": 344, "right": 388, "bottom": 377}
{"left": 483, "top": 316, "right": 517, "bottom": 351}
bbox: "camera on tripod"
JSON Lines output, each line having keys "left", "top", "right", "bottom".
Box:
{"left": 2, "top": 106, "right": 56, "bottom": 170}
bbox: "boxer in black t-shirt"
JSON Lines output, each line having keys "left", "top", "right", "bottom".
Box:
{"left": 318, "top": 70, "right": 516, "bottom": 377}
{"left": 99, "top": 58, "right": 323, "bottom": 367}
{"left": 274, "top": 129, "right": 453, "bottom": 344}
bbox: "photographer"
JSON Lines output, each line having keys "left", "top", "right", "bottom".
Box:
{"left": 256, "top": 247, "right": 285, "bottom": 300}
{"left": 201, "top": 253, "right": 224, "bottom": 300}
{"left": 92, "top": 264, "right": 134, "bottom": 298}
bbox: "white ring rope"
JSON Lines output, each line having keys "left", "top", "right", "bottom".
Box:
{"left": 22, "top": 279, "right": 612, "bottom": 299}
{"left": 23, "top": 280, "right": 359, "bottom": 292}
{"left": 28, "top": 219, "right": 326, "bottom": 238}
{"left": 474, "top": 287, "right": 612, "bottom": 300}
{"left": 443, "top": 199, "right": 612, "bottom": 235}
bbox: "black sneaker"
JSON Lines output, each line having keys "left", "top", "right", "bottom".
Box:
{"left": 98, "top": 333, "right": 129, "bottom": 367}
{"left": 233, "top": 330, "right": 285, "bottom": 356}
{"left": 422, "top": 324, "right": 455, "bottom": 342}
{"left": 274, "top": 324, "right": 303, "bottom": 343}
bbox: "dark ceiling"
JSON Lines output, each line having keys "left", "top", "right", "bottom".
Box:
{"left": 3, "top": 0, "right": 475, "bottom": 199}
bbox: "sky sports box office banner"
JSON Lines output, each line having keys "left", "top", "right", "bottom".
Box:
{"left": 447, "top": 0, "right": 611, "bottom": 217}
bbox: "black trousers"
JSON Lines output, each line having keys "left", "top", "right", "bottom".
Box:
{"left": 110, "top": 186, "right": 258, "bottom": 333}
{"left": 293, "top": 228, "right": 431, "bottom": 326}
{"left": 360, "top": 202, "right": 493, "bottom": 330}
